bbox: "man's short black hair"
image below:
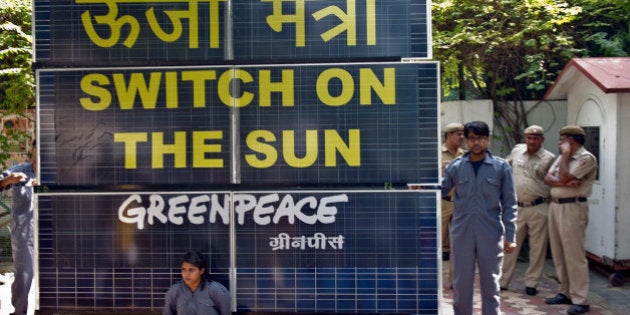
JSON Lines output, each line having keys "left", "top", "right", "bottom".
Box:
{"left": 464, "top": 121, "right": 490, "bottom": 138}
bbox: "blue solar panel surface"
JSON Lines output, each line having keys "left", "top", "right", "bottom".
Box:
{"left": 38, "top": 190, "right": 439, "bottom": 313}
{"left": 34, "top": 0, "right": 429, "bottom": 65}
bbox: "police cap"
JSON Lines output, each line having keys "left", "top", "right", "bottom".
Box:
{"left": 524, "top": 125, "right": 544, "bottom": 136}
{"left": 559, "top": 125, "right": 586, "bottom": 136}
{"left": 444, "top": 122, "right": 464, "bottom": 133}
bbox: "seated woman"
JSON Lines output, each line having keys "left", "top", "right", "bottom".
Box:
{"left": 163, "top": 251, "right": 231, "bottom": 315}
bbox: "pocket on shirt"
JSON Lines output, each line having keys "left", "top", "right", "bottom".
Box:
{"left": 456, "top": 176, "right": 471, "bottom": 187}
{"left": 482, "top": 177, "right": 500, "bottom": 198}
{"left": 455, "top": 176, "right": 472, "bottom": 195}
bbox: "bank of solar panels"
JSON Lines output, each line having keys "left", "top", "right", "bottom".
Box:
{"left": 34, "top": 1, "right": 441, "bottom": 313}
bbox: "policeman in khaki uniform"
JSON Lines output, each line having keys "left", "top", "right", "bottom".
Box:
{"left": 544, "top": 125, "right": 597, "bottom": 315}
{"left": 441, "top": 122, "right": 466, "bottom": 265}
{"left": 499, "top": 125, "right": 555, "bottom": 296}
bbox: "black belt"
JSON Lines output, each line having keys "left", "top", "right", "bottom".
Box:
{"left": 442, "top": 196, "right": 453, "bottom": 202}
{"left": 551, "top": 197, "right": 588, "bottom": 204}
{"left": 517, "top": 197, "right": 547, "bottom": 208}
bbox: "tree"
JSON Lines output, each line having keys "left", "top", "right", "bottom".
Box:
{"left": 569, "top": 0, "right": 630, "bottom": 57}
{"left": 433, "top": 0, "right": 584, "bottom": 149}
{"left": 0, "top": 0, "right": 34, "bottom": 164}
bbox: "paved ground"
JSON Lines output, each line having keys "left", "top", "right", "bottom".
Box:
{"left": 1, "top": 259, "right": 629, "bottom": 314}
{"left": 0, "top": 261, "right": 36, "bottom": 315}
{"left": 441, "top": 258, "right": 630, "bottom": 315}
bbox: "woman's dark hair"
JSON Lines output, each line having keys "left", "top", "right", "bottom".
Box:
{"left": 181, "top": 251, "right": 208, "bottom": 278}
{"left": 464, "top": 121, "right": 490, "bottom": 138}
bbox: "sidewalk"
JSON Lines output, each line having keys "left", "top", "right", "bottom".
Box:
{"left": 0, "top": 261, "right": 35, "bottom": 315}
{"left": 1, "top": 259, "right": 628, "bottom": 314}
{"left": 441, "top": 258, "right": 630, "bottom": 315}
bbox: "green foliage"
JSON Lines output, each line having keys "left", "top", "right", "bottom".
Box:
{"left": 433, "top": 0, "right": 583, "bottom": 103}
{"left": 432, "top": 0, "right": 630, "bottom": 149}
{"left": 569, "top": 0, "right": 630, "bottom": 57}
{"left": 0, "top": 0, "right": 32, "bottom": 30}
{"left": 0, "top": 0, "right": 34, "bottom": 165}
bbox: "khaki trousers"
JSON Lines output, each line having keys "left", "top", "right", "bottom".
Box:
{"left": 548, "top": 201, "right": 589, "bottom": 305}
{"left": 442, "top": 200, "right": 454, "bottom": 253}
{"left": 500, "top": 203, "right": 549, "bottom": 288}
{"left": 442, "top": 200, "right": 454, "bottom": 285}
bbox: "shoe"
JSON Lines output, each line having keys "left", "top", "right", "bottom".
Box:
{"left": 567, "top": 304, "right": 590, "bottom": 315}
{"left": 525, "top": 286, "right": 537, "bottom": 296}
{"left": 442, "top": 252, "right": 450, "bottom": 261}
{"left": 545, "top": 293, "right": 572, "bottom": 305}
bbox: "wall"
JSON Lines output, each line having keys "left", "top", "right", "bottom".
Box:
{"left": 617, "top": 93, "right": 630, "bottom": 260}
{"left": 441, "top": 99, "right": 567, "bottom": 157}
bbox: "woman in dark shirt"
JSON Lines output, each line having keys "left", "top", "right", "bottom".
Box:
{"left": 163, "top": 251, "right": 231, "bottom": 315}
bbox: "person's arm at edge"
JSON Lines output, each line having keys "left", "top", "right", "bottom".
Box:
{"left": 162, "top": 286, "right": 176, "bottom": 315}
{"left": 501, "top": 161, "right": 517, "bottom": 254}
{"left": 0, "top": 171, "right": 28, "bottom": 189}
{"left": 440, "top": 160, "right": 455, "bottom": 197}
{"left": 0, "top": 177, "right": 9, "bottom": 189}
{"left": 210, "top": 280, "right": 232, "bottom": 315}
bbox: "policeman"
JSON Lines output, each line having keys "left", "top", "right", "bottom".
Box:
{"left": 441, "top": 122, "right": 466, "bottom": 263}
{"left": 499, "top": 125, "right": 555, "bottom": 296}
{"left": 544, "top": 125, "right": 597, "bottom": 315}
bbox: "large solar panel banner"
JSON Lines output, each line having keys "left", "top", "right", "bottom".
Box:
{"left": 34, "top": 1, "right": 442, "bottom": 314}
{"left": 34, "top": 0, "right": 430, "bottom": 65}
{"left": 38, "top": 62, "right": 439, "bottom": 188}
{"left": 38, "top": 190, "right": 439, "bottom": 313}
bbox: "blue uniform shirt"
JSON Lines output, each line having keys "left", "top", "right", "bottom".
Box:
{"left": 441, "top": 151, "right": 517, "bottom": 242}
{"left": 163, "top": 279, "right": 231, "bottom": 315}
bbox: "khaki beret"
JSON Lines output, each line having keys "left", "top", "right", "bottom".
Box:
{"left": 560, "top": 125, "right": 586, "bottom": 136}
{"left": 524, "top": 125, "right": 544, "bottom": 135}
{"left": 444, "top": 122, "right": 464, "bottom": 133}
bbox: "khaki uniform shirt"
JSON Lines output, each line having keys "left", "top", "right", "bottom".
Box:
{"left": 441, "top": 143, "right": 466, "bottom": 199}
{"left": 548, "top": 146, "right": 598, "bottom": 198}
{"left": 442, "top": 143, "right": 467, "bottom": 172}
{"left": 507, "top": 144, "right": 555, "bottom": 209}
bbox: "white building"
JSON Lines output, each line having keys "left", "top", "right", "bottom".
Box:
{"left": 545, "top": 57, "right": 630, "bottom": 281}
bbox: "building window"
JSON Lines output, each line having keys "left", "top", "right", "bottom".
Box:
{"left": 582, "top": 126, "right": 600, "bottom": 180}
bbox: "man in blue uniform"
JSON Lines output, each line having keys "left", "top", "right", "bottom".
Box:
{"left": 441, "top": 121, "right": 517, "bottom": 315}
{"left": 0, "top": 140, "right": 37, "bottom": 315}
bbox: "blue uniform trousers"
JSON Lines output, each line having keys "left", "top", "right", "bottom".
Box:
{"left": 451, "top": 215, "right": 503, "bottom": 315}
